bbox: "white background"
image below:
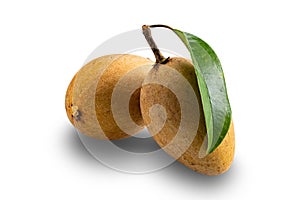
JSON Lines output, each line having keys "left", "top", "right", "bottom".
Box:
{"left": 1, "top": 0, "right": 300, "bottom": 199}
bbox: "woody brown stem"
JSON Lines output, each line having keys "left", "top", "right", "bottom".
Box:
{"left": 142, "top": 25, "right": 169, "bottom": 65}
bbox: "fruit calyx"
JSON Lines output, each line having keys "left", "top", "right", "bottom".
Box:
{"left": 142, "top": 25, "right": 170, "bottom": 68}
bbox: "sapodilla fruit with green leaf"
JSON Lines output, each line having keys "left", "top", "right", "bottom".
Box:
{"left": 65, "top": 54, "right": 153, "bottom": 140}
{"left": 140, "top": 25, "right": 235, "bottom": 175}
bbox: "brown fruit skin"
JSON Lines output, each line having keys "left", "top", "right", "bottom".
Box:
{"left": 65, "top": 54, "right": 153, "bottom": 140}
{"left": 140, "top": 57, "right": 235, "bottom": 175}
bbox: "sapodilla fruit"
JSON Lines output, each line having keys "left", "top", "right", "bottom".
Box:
{"left": 140, "top": 57, "right": 235, "bottom": 175}
{"left": 65, "top": 54, "right": 153, "bottom": 140}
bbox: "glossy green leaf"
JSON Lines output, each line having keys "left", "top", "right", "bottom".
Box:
{"left": 173, "top": 29, "right": 232, "bottom": 154}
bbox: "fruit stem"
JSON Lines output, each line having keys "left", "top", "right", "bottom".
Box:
{"left": 142, "top": 25, "right": 169, "bottom": 65}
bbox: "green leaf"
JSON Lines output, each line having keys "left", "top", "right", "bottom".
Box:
{"left": 173, "top": 29, "right": 232, "bottom": 154}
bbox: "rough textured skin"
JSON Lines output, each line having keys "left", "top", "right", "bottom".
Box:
{"left": 65, "top": 54, "right": 152, "bottom": 140}
{"left": 140, "top": 57, "right": 235, "bottom": 175}
{"left": 129, "top": 88, "right": 143, "bottom": 126}
{"left": 65, "top": 73, "right": 77, "bottom": 125}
